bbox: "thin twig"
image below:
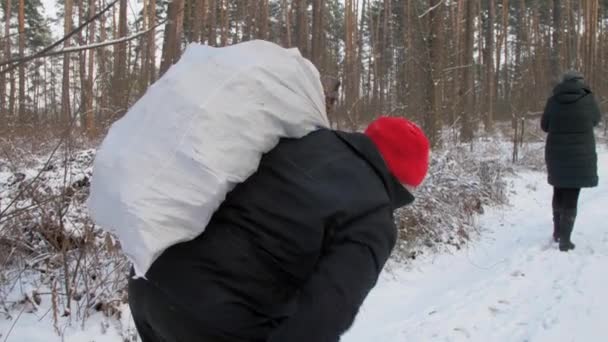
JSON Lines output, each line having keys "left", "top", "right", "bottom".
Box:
{"left": 2, "top": 301, "right": 27, "bottom": 342}
{"left": 0, "top": 111, "right": 80, "bottom": 230}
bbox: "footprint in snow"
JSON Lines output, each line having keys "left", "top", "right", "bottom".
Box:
{"left": 453, "top": 327, "right": 471, "bottom": 338}
{"left": 511, "top": 270, "right": 525, "bottom": 277}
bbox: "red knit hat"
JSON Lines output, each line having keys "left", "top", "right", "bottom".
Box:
{"left": 364, "top": 116, "right": 430, "bottom": 187}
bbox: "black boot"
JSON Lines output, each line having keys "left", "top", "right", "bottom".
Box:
{"left": 558, "top": 209, "right": 577, "bottom": 252}
{"left": 552, "top": 210, "right": 561, "bottom": 242}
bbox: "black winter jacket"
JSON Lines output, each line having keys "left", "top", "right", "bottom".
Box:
{"left": 541, "top": 79, "right": 601, "bottom": 188}
{"left": 129, "top": 129, "right": 414, "bottom": 342}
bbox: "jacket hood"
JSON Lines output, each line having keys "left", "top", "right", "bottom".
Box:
{"left": 334, "top": 131, "right": 415, "bottom": 209}
{"left": 552, "top": 80, "right": 591, "bottom": 105}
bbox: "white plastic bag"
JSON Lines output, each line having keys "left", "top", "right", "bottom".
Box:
{"left": 88, "top": 40, "right": 329, "bottom": 277}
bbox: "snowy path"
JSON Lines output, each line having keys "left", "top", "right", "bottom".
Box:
{"left": 343, "top": 148, "right": 608, "bottom": 342}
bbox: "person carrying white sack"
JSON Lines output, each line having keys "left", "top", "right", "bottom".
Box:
{"left": 88, "top": 40, "right": 430, "bottom": 342}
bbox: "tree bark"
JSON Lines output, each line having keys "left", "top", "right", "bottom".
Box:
{"left": 18, "top": 0, "right": 25, "bottom": 122}
{"left": 98, "top": 0, "right": 109, "bottom": 121}
{"left": 160, "top": 0, "right": 184, "bottom": 75}
{"left": 483, "top": 0, "right": 495, "bottom": 132}
{"left": 111, "top": 0, "right": 128, "bottom": 117}
{"left": 148, "top": 0, "right": 157, "bottom": 83}
{"left": 220, "top": 0, "right": 228, "bottom": 46}
{"left": 258, "top": 0, "right": 269, "bottom": 40}
{"left": 0, "top": 0, "right": 8, "bottom": 116}
{"left": 209, "top": 0, "right": 217, "bottom": 46}
{"left": 551, "top": 0, "right": 561, "bottom": 82}
{"left": 193, "top": 0, "right": 203, "bottom": 43}
{"left": 140, "top": 0, "right": 149, "bottom": 92}
{"left": 425, "top": 0, "right": 443, "bottom": 146}
{"left": 78, "top": 0, "right": 87, "bottom": 127}
{"left": 311, "top": 0, "right": 325, "bottom": 69}
{"left": 296, "top": 0, "right": 309, "bottom": 57}
{"left": 460, "top": 0, "right": 474, "bottom": 141}
{"left": 282, "top": 0, "right": 292, "bottom": 47}
{"left": 85, "top": 0, "right": 96, "bottom": 136}
{"left": 62, "top": 0, "right": 73, "bottom": 122}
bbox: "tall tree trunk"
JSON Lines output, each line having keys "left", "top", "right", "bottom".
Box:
{"left": 258, "top": 0, "right": 269, "bottom": 40}
{"left": 209, "top": 0, "right": 217, "bottom": 45}
{"left": 512, "top": 0, "right": 529, "bottom": 127}
{"left": 495, "top": 0, "right": 508, "bottom": 107}
{"left": 85, "top": 0, "right": 96, "bottom": 136}
{"left": 400, "top": 0, "right": 410, "bottom": 116}
{"left": 176, "top": 0, "right": 185, "bottom": 48}
{"left": 140, "top": 0, "right": 149, "bottom": 92}
{"left": 220, "top": 0, "right": 228, "bottom": 46}
{"left": 565, "top": 0, "right": 572, "bottom": 67}
{"left": 43, "top": 61, "right": 48, "bottom": 119}
{"left": 62, "top": 0, "right": 73, "bottom": 122}
{"left": 148, "top": 0, "right": 157, "bottom": 83}
{"left": 0, "top": 0, "right": 8, "bottom": 116}
{"left": 311, "top": 0, "right": 325, "bottom": 69}
{"left": 98, "top": 0, "right": 108, "bottom": 122}
{"left": 586, "top": 0, "right": 598, "bottom": 87}
{"left": 193, "top": 0, "right": 203, "bottom": 43}
{"left": 78, "top": 0, "right": 87, "bottom": 127}
{"left": 199, "top": 0, "right": 208, "bottom": 43}
{"left": 244, "top": 0, "right": 253, "bottom": 40}
{"left": 551, "top": 0, "right": 562, "bottom": 82}
{"left": 296, "top": 0, "right": 309, "bottom": 57}
{"left": 282, "top": 0, "right": 292, "bottom": 47}
{"left": 574, "top": 0, "right": 581, "bottom": 69}
{"left": 483, "top": 0, "right": 495, "bottom": 132}
{"left": 344, "top": 0, "right": 359, "bottom": 127}
{"left": 502, "top": 0, "right": 510, "bottom": 114}
{"left": 18, "top": 0, "right": 25, "bottom": 122}
{"left": 379, "top": 0, "right": 391, "bottom": 110}
{"left": 111, "top": 0, "right": 128, "bottom": 117}
{"left": 460, "top": 0, "right": 474, "bottom": 141}
{"left": 583, "top": 0, "right": 591, "bottom": 80}
{"left": 160, "top": 0, "right": 184, "bottom": 75}
{"left": 425, "top": 0, "right": 443, "bottom": 146}
{"left": 451, "top": 0, "right": 464, "bottom": 126}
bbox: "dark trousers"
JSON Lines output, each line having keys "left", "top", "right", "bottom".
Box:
{"left": 552, "top": 187, "right": 580, "bottom": 213}
{"left": 552, "top": 187, "right": 580, "bottom": 243}
{"left": 129, "top": 273, "right": 236, "bottom": 342}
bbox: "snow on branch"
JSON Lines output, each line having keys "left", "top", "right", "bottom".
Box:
{"left": 419, "top": 0, "right": 445, "bottom": 18}
{"left": 40, "top": 26, "right": 162, "bottom": 58}
{"left": 0, "top": 21, "right": 165, "bottom": 67}
{"left": 0, "top": 0, "right": 121, "bottom": 72}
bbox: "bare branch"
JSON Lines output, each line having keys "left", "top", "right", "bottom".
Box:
{"left": 419, "top": 0, "right": 445, "bottom": 19}
{"left": 0, "top": 22, "right": 164, "bottom": 68}
{"left": 0, "top": 0, "right": 121, "bottom": 73}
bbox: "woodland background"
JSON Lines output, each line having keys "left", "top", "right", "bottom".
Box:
{"left": 0, "top": 0, "right": 607, "bottom": 145}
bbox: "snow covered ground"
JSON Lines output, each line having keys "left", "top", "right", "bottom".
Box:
{"left": 1, "top": 146, "right": 606, "bottom": 341}
{"left": 343, "top": 146, "right": 608, "bottom": 342}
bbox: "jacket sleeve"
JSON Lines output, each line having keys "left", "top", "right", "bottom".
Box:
{"left": 267, "top": 204, "right": 396, "bottom": 342}
{"left": 541, "top": 98, "right": 551, "bottom": 132}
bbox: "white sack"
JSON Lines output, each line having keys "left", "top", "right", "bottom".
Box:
{"left": 88, "top": 40, "right": 329, "bottom": 277}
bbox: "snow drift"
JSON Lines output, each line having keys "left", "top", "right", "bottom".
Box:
{"left": 87, "top": 40, "right": 329, "bottom": 277}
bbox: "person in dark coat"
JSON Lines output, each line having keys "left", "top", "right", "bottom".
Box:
{"left": 128, "top": 116, "right": 430, "bottom": 342}
{"left": 541, "top": 71, "right": 601, "bottom": 252}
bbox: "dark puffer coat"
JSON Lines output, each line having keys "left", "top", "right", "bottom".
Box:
{"left": 128, "top": 129, "right": 414, "bottom": 342}
{"left": 541, "top": 79, "right": 601, "bottom": 188}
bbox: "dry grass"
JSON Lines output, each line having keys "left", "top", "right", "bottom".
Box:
{"left": 0, "top": 126, "right": 128, "bottom": 337}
